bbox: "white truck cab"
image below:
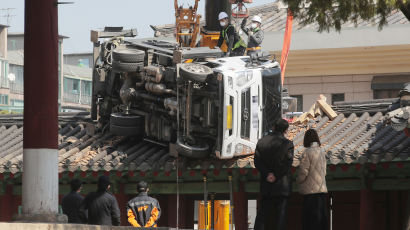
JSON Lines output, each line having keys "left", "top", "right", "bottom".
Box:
{"left": 211, "top": 57, "right": 282, "bottom": 159}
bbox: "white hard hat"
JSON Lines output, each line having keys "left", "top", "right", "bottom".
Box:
{"left": 251, "top": 15, "right": 262, "bottom": 24}
{"left": 218, "top": 12, "right": 229, "bottom": 20}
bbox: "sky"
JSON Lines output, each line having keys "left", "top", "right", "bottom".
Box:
{"left": 0, "top": 0, "right": 275, "bottom": 53}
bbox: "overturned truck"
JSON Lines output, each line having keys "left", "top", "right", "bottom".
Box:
{"left": 91, "top": 28, "right": 282, "bottom": 159}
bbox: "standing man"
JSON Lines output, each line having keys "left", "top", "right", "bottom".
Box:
{"left": 241, "top": 15, "right": 264, "bottom": 56}
{"left": 253, "top": 119, "right": 294, "bottom": 230}
{"left": 127, "top": 181, "right": 161, "bottom": 227}
{"left": 61, "top": 179, "right": 84, "bottom": 223}
{"left": 217, "top": 12, "right": 247, "bottom": 57}
{"left": 79, "top": 175, "right": 121, "bottom": 226}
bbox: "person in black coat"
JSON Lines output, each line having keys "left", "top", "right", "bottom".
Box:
{"left": 79, "top": 175, "right": 121, "bottom": 226}
{"left": 61, "top": 179, "right": 84, "bottom": 223}
{"left": 253, "top": 119, "right": 294, "bottom": 230}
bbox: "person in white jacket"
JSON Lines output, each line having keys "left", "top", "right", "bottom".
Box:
{"left": 297, "top": 129, "right": 328, "bottom": 230}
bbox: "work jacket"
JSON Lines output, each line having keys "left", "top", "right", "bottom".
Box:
{"left": 254, "top": 131, "right": 294, "bottom": 197}
{"left": 297, "top": 142, "right": 328, "bottom": 195}
{"left": 217, "top": 24, "right": 246, "bottom": 54}
{"left": 241, "top": 19, "right": 264, "bottom": 50}
{"left": 127, "top": 192, "right": 161, "bottom": 227}
{"left": 78, "top": 191, "right": 121, "bottom": 226}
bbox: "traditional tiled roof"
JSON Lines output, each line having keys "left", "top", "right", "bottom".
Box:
{"left": 152, "top": 2, "right": 410, "bottom": 38}
{"left": 0, "top": 110, "right": 408, "bottom": 174}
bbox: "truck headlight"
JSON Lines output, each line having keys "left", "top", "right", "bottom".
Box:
{"left": 235, "top": 144, "right": 253, "bottom": 155}
{"left": 236, "top": 71, "right": 253, "bottom": 87}
{"left": 235, "top": 144, "right": 244, "bottom": 154}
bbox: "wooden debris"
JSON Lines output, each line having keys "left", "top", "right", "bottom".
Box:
{"left": 317, "top": 99, "right": 338, "bottom": 120}
{"left": 293, "top": 95, "right": 338, "bottom": 124}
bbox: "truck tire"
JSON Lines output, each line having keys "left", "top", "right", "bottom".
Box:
{"left": 110, "top": 124, "right": 143, "bottom": 136}
{"left": 112, "top": 48, "right": 145, "bottom": 63}
{"left": 110, "top": 113, "right": 144, "bottom": 127}
{"left": 175, "top": 139, "right": 210, "bottom": 158}
{"left": 112, "top": 61, "right": 144, "bottom": 73}
{"left": 180, "top": 63, "right": 213, "bottom": 83}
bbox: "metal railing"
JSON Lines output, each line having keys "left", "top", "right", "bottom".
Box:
{"left": 63, "top": 92, "right": 80, "bottom": 104}
{"left": 80, "top": 94, "right": 91, "bottom": 105}
{"left": 63, "top": 92, "right": 91, "bottom": 105}
{"left": 9, "top": 82, "right": 24, "bottom": 94}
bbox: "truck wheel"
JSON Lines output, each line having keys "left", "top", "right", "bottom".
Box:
{"left": 110, "top": 113, "right": 144, "bottom": 127}
{"left": 112, "top": 61, "right": 144, "bottom": 73}
{"left": 110, "top": 124, "right": 142, "bottom": 136}
{"left": 112, "top": 48, "right": 145, "bottom": 63}
{"left": 175, "top": 139, "right": 210, "bottom": 158}
{"left": 180, "top": 63, "right": 213, "bottom": 83}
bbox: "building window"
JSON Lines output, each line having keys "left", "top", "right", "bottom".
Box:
{"left": 331, "top": 93, "right": 345, "bottom": 104}
{"left": 290, "top": 95, "right": 303, "bottom": 112}
{"left": 78, "top": 59, "right": 90, "bottom": 68}
{"left": 9, "top": 64, "right": 24, "bottom": 94}
{"left": 0, "top": 94, "right": 8, "bottom": 105}
{"left": 0, "top": 59, "right": 9, "bottom": 88}
{"left": 63, "top": 77, "right": 81, "bottom": 103}
{"left": 11, "top": 99, "right": 24, "bottom": 107}
{"left": 373, "top": 89, "right": 401, "bottom": 99}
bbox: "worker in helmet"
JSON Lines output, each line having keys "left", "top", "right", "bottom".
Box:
{"left": 217, "top": 12, "right": 247, "bottom": 57}
{"left": 241, "top": 15, "right": 264, "bottom": 56}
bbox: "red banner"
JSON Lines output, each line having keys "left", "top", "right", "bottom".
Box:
{"left": 280, "top": 10, "right": 293, "bottom": 85}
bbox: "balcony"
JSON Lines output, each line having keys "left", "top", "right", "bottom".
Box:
{"left": 9, "top": 82, "right": 24, "bottom": 94}
{"left": 63, "top": 92, "right": 91, "bottom": 106}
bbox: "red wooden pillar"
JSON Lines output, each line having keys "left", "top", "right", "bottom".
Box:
{"left": 360, "top": 189, "right": 375, "bottom": 230}
{"left": 157, "top": 195, "right": 169, "bottom": 227}
{"left": 165, "top": 194, "right": 194, "bottom": 228}
{"left": 114, "top": 183, "right": 129, "bottom": 226}
{"left": 21, "top": 0, "right": 60, "bottom": 221}
{"left": 234, "top": 190, "right": 248, "bottom": 230}
{"left": 0, "top": 185, "right": 13, "bottom": 221}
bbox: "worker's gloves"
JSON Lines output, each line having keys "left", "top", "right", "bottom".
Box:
{"left": 241, "top": 17, "right": 248, "bottom": 27}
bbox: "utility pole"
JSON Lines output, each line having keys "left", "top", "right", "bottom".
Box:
{"left": 0, "top": 8, "right": 16, "bottom": 25}
{"left": 14, "top": 0, "right": 66, "bottom": 223}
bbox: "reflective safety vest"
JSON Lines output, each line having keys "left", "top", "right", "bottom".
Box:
{"left": 221, "top": 25, "right": 247, "bottom": 52}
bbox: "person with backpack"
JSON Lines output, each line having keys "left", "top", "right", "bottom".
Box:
{"left": 253, "top": 119, "right": 294, "bottom": 230}
{"left": 217, "top": 12, "right": 247, "bottom": 57}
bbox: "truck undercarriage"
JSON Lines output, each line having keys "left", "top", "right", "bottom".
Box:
{"left": 91, "top": 28, "right": 282, "bottom": 159}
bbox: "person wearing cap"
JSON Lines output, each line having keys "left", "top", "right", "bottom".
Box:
{"left": 127, "top": 181, "right": 161, "bottom": 227}
{"left": 217, "top": 11, "right": 247, "bottom": 57}
{"left": 78, "top": 175, "right": 121, "bottom": 226}
{"left": 61, "top": 179, "right": 84, "bottom": 223}
{"left": 241, "top": 15, "right": 264, "bottom": 56}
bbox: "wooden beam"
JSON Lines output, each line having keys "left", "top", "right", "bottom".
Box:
{"left": 125, "top": 181, "right": 232, "bottom": 195}
{"left": 317, "top": 99, "right": 338, "bottom": 120}
{"left": 372, "top": 178, "right": 410, "bottom": 190}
